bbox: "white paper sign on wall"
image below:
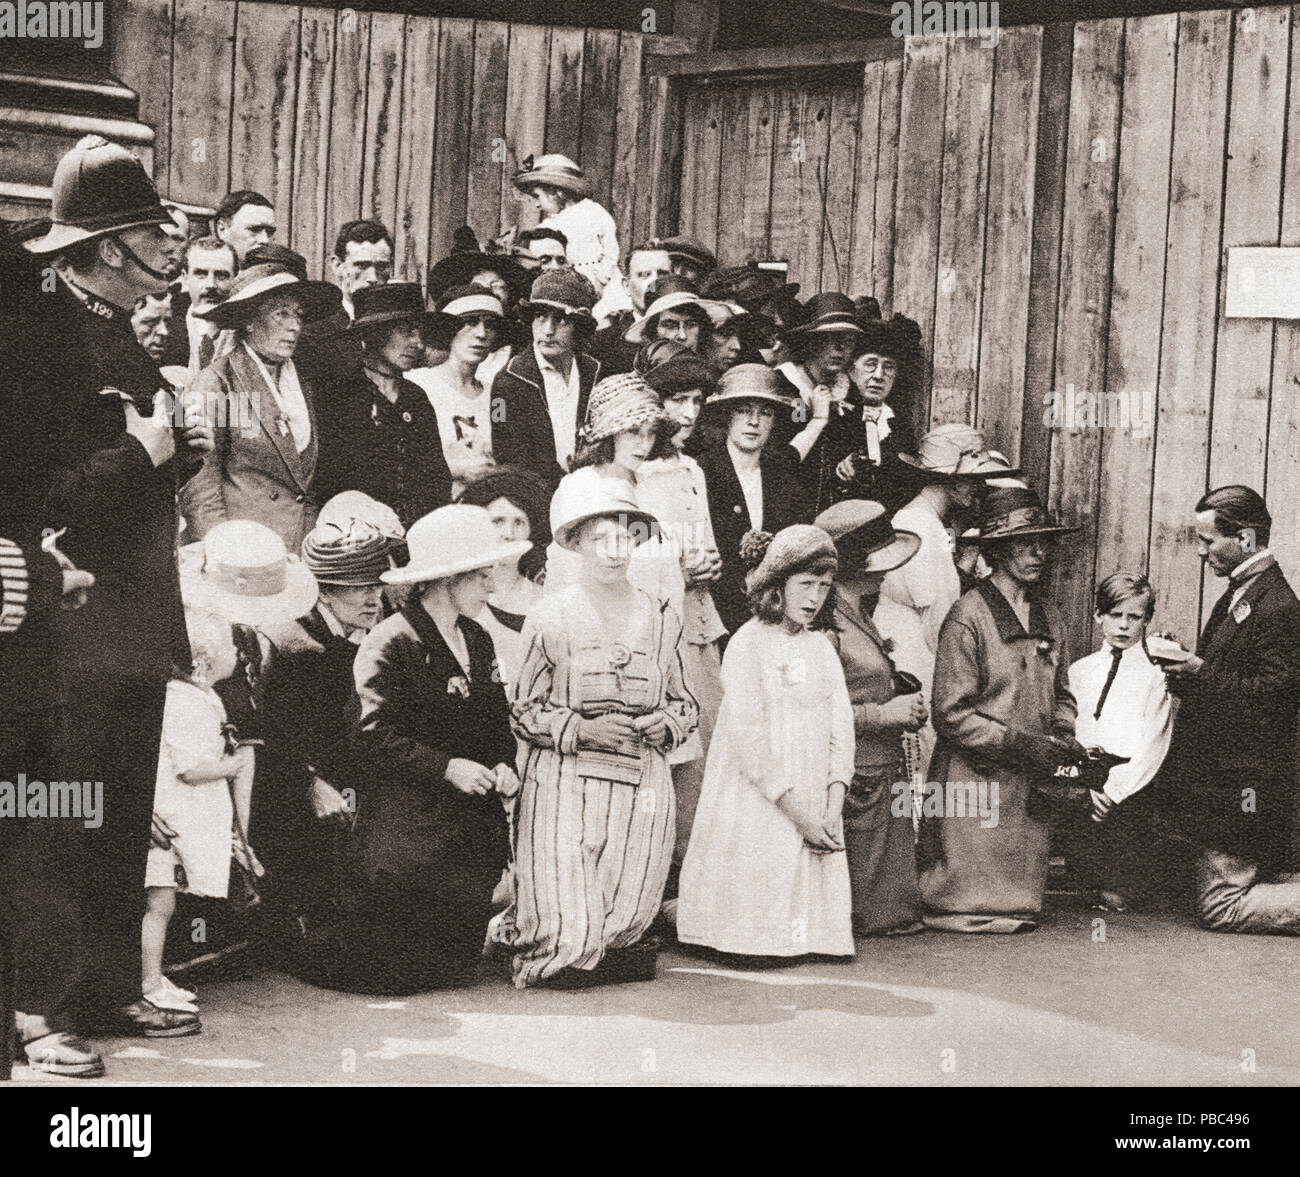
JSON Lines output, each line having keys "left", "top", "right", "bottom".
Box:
{"left": 1225, "top": 247, "right": 1300, "bottom": 319}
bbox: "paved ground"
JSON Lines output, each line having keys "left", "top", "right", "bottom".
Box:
{"left": 13, "top": 900, "right": 1300, "bottom": 1086}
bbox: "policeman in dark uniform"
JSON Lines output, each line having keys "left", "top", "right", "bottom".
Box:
{"left": 2, "top": 135, "right": 213, "bottom": 1072}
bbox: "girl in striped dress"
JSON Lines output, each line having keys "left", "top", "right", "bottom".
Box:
{"left": 507, "top": 473, "right": 698, "bottom": 988}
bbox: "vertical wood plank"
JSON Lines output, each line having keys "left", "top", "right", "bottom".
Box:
{"left": 1093, "top": 13, "right": 1176, "bottom": 584}
{"left": 847, "top": 59, "right": 884, "bottom": 297}
{"left": 633, "top": 74, "right": 684, "bottom": 240}
{"left": 1046, "top": 18, "right": 1124, "bottom": 662}
{"left": 428, "top": 17, "right": 475, "bottom": 264}
{"left": 975, "top": 25, "right": 1043, "bottom": 460}
{"left": 323, "top": 7, "right": 370, "bottom": 270}
{"left": 872, "top": 53, "right": 903, "bottom": 313}
{"left": 1018, "top": 21, "right": 1073, "bottom": 492}
{"left": 168, "top": 0, "right": 236, "bottom": 205}
{"left": 769, "top": 86, "right": 833, "bottom": 291}
{"left": 503, "top": 24, "right": 551, "bottom": 232}
{"left": 678, "top": 83, "right": 725, "bottom": 258}
{"left": 819, "top": 84, "right": 860, "bottom": 293}
{"left": 718, "top": 83, "right": 775, "bottom": 265}
{"left": 579, "top": 27, "right": 622, "bottom": 211}
{"left": 1209, "top": 6, "right": 1290, "bottom": 488}
{"left": 290, "top": 5, "right": 334, "bottom": 277}
{"left": 611, "top": 32, "right": 645, "bottom": 257}
{"left": 392, "top": 14, "right": 440, "bottom": 284}
{"left": 112, "top": 0, "right": 173, "bottom": 189}
{"left": 891, "top": 35, "right": 948, "bottom": 424}
{"left": 545, "top": 26, "right": 586, "bottom": 163}
{"left": 1148, "top": 9, "right": 1232, "bottom": 638}
{"left": 1264, "top": 7, "right": 1300, "bottom": 586}
{"left": 360, "top": 11, "right": 405, "bottom": 232}
{"left": 466, "top": 20, "right": 509, "bottom": 245}
{"left": 230, "top": 3, "right": 299, "bottom": 239}
{"left": 929, "top": 34, "right": 994, "bottom": 428}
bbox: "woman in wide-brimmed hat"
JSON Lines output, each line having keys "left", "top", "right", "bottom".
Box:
{"left": 677, "top": 524, "right": 855, "bottom": 961}
{"left": 816, "top": 500, "right": 930, "bottom": 936}
{"left": 512, "top": 153, "right": 621, "bottom": 297}
{"left": 874, "top": 424, "right": 1019, "bottom": 780}
{"left": 314, "top": 282, "right": 454, "bottom": 529}
{"left": 623, "top": 273, "right": 731, "bottom": 349}
{"left": 920, "top": 484, "right": 1084, "bottom": 934}
{"left": 320, "top": 505, "right": 528, "bottom": 992}
{"left": 181, "top": 259, "right": 343, "bottom": 552}
{"left": 506, "top": 477, "right": 698, "bottom": 988}
{"left": 406, "top": 284, "right": 509, "bottom": 498}
{"left": 454, "top": 465, "right": 552, "bottom": 689}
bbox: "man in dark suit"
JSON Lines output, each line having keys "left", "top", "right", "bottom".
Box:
{"left": 491, "top": 268, "right": 601, "bottom": 488}
{"left": 160, "top": 235, "right": 237, "bottom": 375}
{"left": 697, "top": 363, "right": 812, "bottom": 638}
{"left": 1160, "top": 485, "right": 1300, "bottom": 933}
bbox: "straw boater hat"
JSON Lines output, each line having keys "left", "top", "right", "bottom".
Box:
{"left": 512, "top": 152, "right": 590, "bottom": 198}
{"left": 974, "top": 485, "right": 1078, "bottom": 544}
{"left": 623, "top": 274, "right": 731, "bottom": 344}
{"left": 301, "top": 519, "right": 393, "bottom": 587}
{"left": 814, "top": 500, "right": 921, "bottom": 575}
{"left": 380, "top": 505, "right": 532, "bottom": 585}
{"left": 897, "top": 424, "right": 1022, "bottom": 479}
{"left": 549, "top": 466, "right": 658, "bottom": 551}
{"left": 180, "top": 520, "right": 318, "bottom": 627}
{"left": 701, "top": 362, "right": 797, "bottom": 416}
{"left": 578, "top": 372, "right": 668, "bottom": 449}
{"left": 743, "top": 524, "right": 838, "bottom": 597}
{"left": 24, "top": 135, "right": 173, "bottom": 256}
{"left": 784, "top": 292, "right": 866, "bottom": 340}
{"left": 198, "top": 262, "right": 341, "bottom": 329}
{"left": 517, "top": 267, "right": 598, "bottom": 325}
{"left": 347, "top": 282, "right": 438, "bottom": 335}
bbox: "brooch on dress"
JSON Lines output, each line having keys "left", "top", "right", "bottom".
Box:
{"left": 1232, "top": 600, "right": 1252, "bottom": 624}
{"left": 608, "top": 642, "right": 632, "bottom": 689}
{"left": 447, "top": 675, "right": 471, "bottom": 699}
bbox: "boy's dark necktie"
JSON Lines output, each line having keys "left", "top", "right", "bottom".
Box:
{"left": 1094, "top": 645, "right": 1124, "bottom": 720}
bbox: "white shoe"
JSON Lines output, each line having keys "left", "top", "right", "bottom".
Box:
{"left": 159, "top": 975, "right": 197, "bottom": 1003}
{"left": 143, "top": 986, "right": 198, "bottom": 1013}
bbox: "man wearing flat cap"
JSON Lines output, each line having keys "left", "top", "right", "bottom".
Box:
{"left": 0, "top": 135, "right": 215, "bottom": 1060}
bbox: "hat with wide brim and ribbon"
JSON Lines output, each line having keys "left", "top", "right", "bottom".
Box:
{"left": 814, "top": 499, "right": 922, "bottom": 575}
{"left": 180, "top": 519, "right": 318, "bottom": 627}
{"left": 974, "top": 485, "right": 1079, "bottom": 544}
{"left": 782, "top": 291, "right": 867, "bottom": 340}
{"left": 348, "top": 282, "right": 439, "bottom": 335}
{"left": 701, "top": 362, "right": 798, "bottom": 417}
{"left": 197, "top": 263, "right": 342, "bottom": 329}
{"left": 549, "top": 465, "right": 659, "bottom": 551}
{"left": 511, "top": 153, "right": 590, "bottom": 198}
{"left": 380, "top": 504, "right": 533, "bottom": 585}
{"left": 429, "top": 284, "right": 508, "bottom": 337}
{"left": 623, "top": 274, "right": 732, "bottom": 344}
{"left": 24, "top": 135, "right": 173, "bottom": 256}
{"left": 896, "top": 424, "right": 1022, "bottom": 480}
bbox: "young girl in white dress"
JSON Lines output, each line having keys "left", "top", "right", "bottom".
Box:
{"left": 678, "top": 524, "right": 856, "bottom": 961}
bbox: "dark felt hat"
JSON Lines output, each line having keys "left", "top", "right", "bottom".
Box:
{"left": 348, "top": 282, "right": 438, "bottom": 333}
{"left": 427, "top": 227, "right": 531, "bottom": 303}
{"left": 975, "top": 485, "right": 1079, "bottom": 543}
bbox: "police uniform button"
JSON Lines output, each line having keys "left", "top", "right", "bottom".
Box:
{"left": 733, "top": 504, "right": 742, "bottom": 514}
{"left": 401, "top": 411, "right": 412, "bottom": 423}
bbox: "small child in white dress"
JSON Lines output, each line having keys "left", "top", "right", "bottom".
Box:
{"left": 142, "top": 608, "right": 258, "bottom": 1020}
{"left": 678, "top": 525, "right": 856, "bottom": 961}
{"left": 513, "top": 154, "right": 620, "bottom": 298}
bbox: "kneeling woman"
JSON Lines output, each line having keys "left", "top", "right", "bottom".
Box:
{"left": 333, "top": 505, "right": 531, "bottom": 992}
{"left": 509, "top": 475, "right": 698, "bottom": 988}
{"left": 920, "top": 486, "right": 1082, "bottom": 934}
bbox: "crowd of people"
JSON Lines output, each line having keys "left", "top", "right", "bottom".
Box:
{"left": 2, "top": 133, "right": 1298, "bottom": 1081}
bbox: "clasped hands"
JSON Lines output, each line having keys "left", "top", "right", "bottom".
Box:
{"left": 445, "top": 759, "right": 522, "bottom": 798}
{"left": 578, "top": 710, "right": 673, "bottom": 752}
{"left": 778, "top": 783, "right": 846, "bottom": 854}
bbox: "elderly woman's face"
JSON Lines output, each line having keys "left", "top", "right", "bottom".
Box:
{"left": 450, "top": 312, "right": 499, "bottom": 366}
{"left": 486, "top": 496, "right": 531, "bottom": 544}
{"left": 997, "top": 536, "right": 1052, "bottom": 585}
{"left": 245, "top": 292, "right": 304, "bottom": 362}
{"left": 320, "top": 583, "right": 384, "bottom": 632}
{"left": 852, "top": 351, "right": 898, "bottom": 403}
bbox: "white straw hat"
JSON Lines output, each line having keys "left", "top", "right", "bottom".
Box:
{"left": 179, "top": 520, "right": 318, "bottom": 627}
{"left": 380, "top": 505, "right": 532, "bottom": 585}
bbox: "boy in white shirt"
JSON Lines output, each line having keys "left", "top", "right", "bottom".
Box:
{"left": 1066, "top": 571, "right": 1174, "bottom": 910}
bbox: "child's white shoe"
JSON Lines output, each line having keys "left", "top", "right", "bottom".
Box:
{"left": 143, "top": 986, "right": 198, "bottom": 1014}
{"left": 159, "top": 975, "right": 197, "bottom": 1004}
